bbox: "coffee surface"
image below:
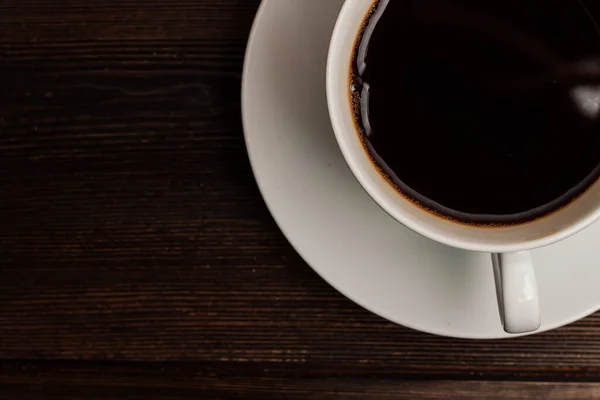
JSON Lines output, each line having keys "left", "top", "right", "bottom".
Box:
{"left": 352, "top": 0, "right": 600, "bottom": 224}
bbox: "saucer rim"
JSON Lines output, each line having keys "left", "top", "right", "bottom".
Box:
{"left": 241, "top": 0, "right": 600, "bottom": 339}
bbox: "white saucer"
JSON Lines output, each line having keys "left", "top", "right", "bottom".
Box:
{"left": 242, "top": 0, "right": 600, "bottom": 338}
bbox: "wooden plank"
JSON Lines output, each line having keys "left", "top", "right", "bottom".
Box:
{"left": 1, "top": 361, "right": 600, "bottom": 400}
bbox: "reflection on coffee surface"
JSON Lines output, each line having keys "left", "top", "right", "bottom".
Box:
{"left": 351, "top": 0, "right": 600, "bottom": 225}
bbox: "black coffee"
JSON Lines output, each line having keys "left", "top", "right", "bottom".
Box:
{"left": 352, "top": 0, "right": 600, "bottom": 225}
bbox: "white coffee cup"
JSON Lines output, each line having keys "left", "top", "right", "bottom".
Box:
{"left": 326, "top": 0, "right": 600, "bottom": 334}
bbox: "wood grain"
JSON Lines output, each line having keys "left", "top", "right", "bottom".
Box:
{"left": 2, "top": 1, "right": 600, "bottom": 397}
{"left": 1, "top": 361, "right": 600, "bottom": 400}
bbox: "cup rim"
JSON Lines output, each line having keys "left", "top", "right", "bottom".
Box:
{"left": 326, "top": 0, "right": 600, "bottom": 253}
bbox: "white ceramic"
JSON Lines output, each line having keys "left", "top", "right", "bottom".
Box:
{"left": 327, "top": 0, "right": 600, "bottom": 334}
{"left": 242, "top": 0, "right": 600, "bottom": 339}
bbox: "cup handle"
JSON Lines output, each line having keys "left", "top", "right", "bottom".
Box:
{"left": 492, "top": 252, "right": 541, "bottom": 334}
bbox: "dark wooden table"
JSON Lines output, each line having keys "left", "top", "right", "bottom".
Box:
{"left": 2, "top": 1, "right": 600, "bottom": 398}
